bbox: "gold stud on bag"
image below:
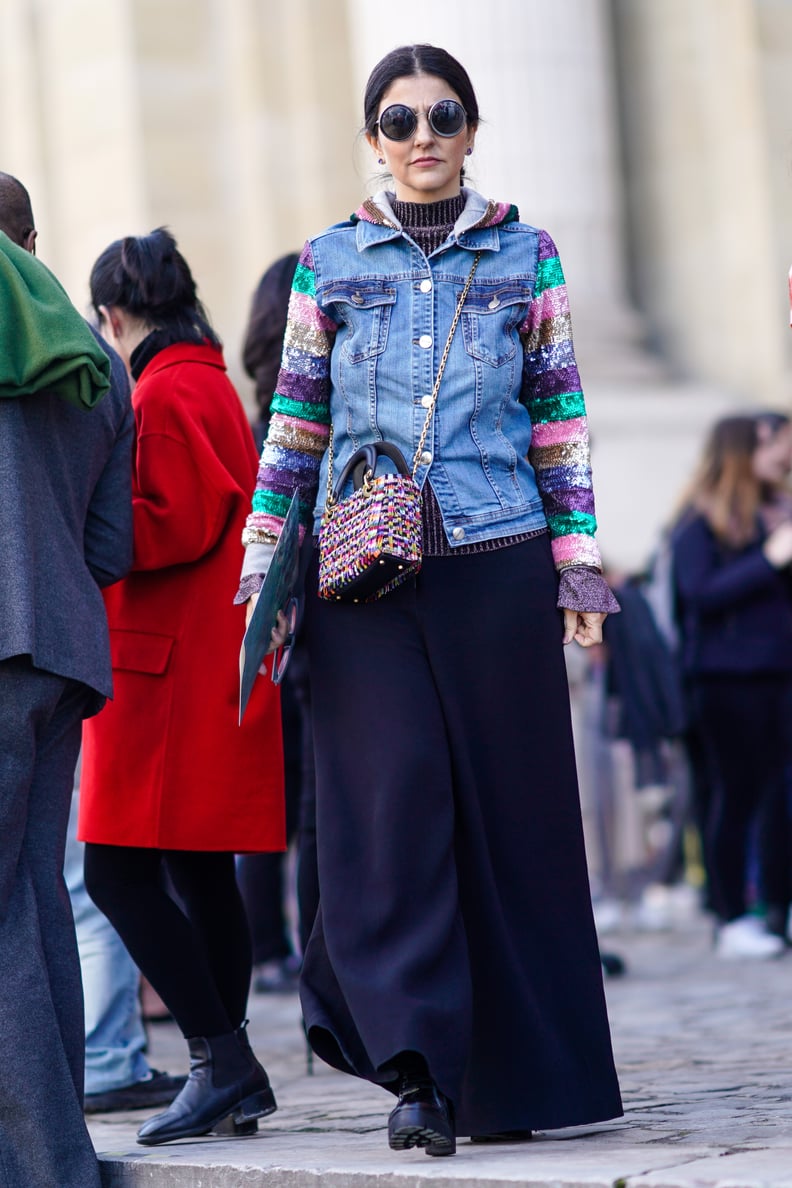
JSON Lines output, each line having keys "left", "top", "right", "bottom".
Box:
{"left": 318, "top": 253, "right": 481, "bottom": 603}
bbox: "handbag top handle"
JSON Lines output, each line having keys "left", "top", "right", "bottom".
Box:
{"left": 325, "top": 250, "right": 482, "bottom": 507}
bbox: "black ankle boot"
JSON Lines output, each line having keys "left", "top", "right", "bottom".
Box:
{"left": 388, "top": 1074, "right": 455, "bottom": 1157}
{"left": 136, "top": 1026, "right": 276, "bottom": 1146}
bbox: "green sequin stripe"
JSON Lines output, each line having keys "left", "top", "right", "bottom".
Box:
{"left": 252, "top": 490, "right": 301, "bottom": 518}
{"left": 270, "top": 393, "right": 330, "bottom": 422}
{"left": 292, "top": 261, "right": 316, "bottom": 296}
{"left": 534, "top": 254, "right": 565, "bottom": 296}
{"left": 547, "top": 509, "right": 597, "bottom": 537}
{"left": 528, "top": 391, "right": 586, "bottom": 424}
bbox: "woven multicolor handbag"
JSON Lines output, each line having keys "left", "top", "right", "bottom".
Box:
{"left": 318, "top": 252, "right": 481, "bottom": 603}
{"left": 318, "top": 442, "right": 422, "bottom": 602}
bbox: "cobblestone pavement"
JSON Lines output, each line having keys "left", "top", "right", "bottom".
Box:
{"left": 88, "top": 911, "right": 792, "bottom": 1186}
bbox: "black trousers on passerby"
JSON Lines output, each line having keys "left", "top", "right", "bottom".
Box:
{"left": 693, "top": 673, "right": 792, "bottom": 923}
{"left": 298, "top": 534, "right": 622, "bottom": 1138}
{"left": 84, "top": 846, "right": 252, "bottom": 1039}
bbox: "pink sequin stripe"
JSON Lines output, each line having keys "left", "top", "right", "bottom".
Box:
{"left": 290, "top": 289, "right": 337, "bottom": 335}
{"left": 531, "top": 416, "right": 588, "bottom": 447}
{"left": 270, "top": 415, "right": 327, "bottom": 441}
{"left": 486, "top": 201, "right": 513, "bottom": 226}
{"left": 552, "top": 533, "right": 601, "bottom": 570}
{"left": 519, "top": 285, "right": 569, "bottom": 331}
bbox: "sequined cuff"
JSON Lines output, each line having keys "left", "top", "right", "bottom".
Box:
{"left": 557, "top": 567, "right": 621, "bottom": 614}
{"left": 241, "top": 525, "right": 278, "bottom": 547}
{"left": 234, "top": 573, "right": 264, "bottom": 605}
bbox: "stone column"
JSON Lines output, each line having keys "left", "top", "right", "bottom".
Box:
{"left": 613, "top": 0, "right": 786, "bottom": 405}
{"left": 0, "top": 0, "right": 147, "bottom": 309}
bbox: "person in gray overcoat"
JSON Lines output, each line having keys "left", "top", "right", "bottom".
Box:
{"left": 0, "top": 173, "right": 134, "bottom": 1188}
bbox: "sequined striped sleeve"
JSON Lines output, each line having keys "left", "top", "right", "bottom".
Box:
{"left": 241, "top": 242, "right": 335, "bottom": 558}
{"left": 519, "top": 230, "right": 602, "bottom": 573}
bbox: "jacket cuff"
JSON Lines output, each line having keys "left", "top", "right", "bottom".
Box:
{"left": 234, "top": 573, "right": 264, "bottom": 605}
{"left": 557, "top": 566, "right": 621, "bottom": 614}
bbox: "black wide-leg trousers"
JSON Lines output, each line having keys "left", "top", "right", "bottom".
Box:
{"left": 299, "top": 534, "right": 622, "bottom": 1137}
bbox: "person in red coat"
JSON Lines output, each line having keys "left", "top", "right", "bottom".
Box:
{"left": 79, "top": 228, "right": 284, "bottom": 1146}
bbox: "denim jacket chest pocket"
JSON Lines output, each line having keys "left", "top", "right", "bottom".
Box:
{"left": 461, "top": 282, "right": 530, "bottom": 367}
{"left": 321, "top": 279, "right": 397, "bottom": 363}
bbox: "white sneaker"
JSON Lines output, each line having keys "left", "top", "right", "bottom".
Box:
{"left": 715, "top": 915, "right": 785, "bottom": 960}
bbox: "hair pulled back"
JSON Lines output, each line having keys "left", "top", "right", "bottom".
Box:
{"left": 90, "top": 227, "right": 220, "bottom": 348}
{"left": 242, "top": 252, "right": 300, "bottom": 418}
{"left": 363, "top": 44, "right": 479, "bottom": 135}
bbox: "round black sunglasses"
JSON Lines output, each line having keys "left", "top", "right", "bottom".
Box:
{"left": 376, "top": 99, "right": 467, "bottom": 142}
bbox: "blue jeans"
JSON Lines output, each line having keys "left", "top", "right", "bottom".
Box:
{"left": 64, "top": 784, "right": 150, "bottom": 1094}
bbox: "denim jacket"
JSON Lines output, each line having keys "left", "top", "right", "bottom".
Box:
{"left": 240, "top": 189, "right": 608, "bottom": 594}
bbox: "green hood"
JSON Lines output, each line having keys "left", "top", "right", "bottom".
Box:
{"left": 0, "top": 229, "right": 110, "bottom": 408}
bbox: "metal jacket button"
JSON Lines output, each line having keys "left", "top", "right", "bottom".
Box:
{"left": 420, "top": 451, "right": 433, "bottom": 466}
{"left": 488, "top": 295, "right": 501, "bottom": 310}
{"left": 420, "top": 394, "right": 433, "bottom": 408}
{"left": 420, "top": 279, "right": 432, "bottom": 293}
{"left": 418, "top": 334, "right": 432, "bottom": 348}
{"left": 452, "top": 527, "right": 466, "bottom": 540}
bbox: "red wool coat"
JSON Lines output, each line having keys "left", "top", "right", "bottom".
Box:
{"left": 79, "top": 342, "right": 284, "bottom": 852}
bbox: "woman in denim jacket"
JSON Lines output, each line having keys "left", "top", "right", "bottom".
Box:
{"left": 239, "top": 44, "right": 622, "bottom": 1155}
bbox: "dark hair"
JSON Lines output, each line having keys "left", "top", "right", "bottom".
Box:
{"left": 0, "top": 172, "right": 35, "bottom": 247}
{"left": 681, "top": 415, "right": 762, "bottom": 547}
{"left": 89, "top": 227, "right": 220, "bottom": 348}
{"left": 242, "top": 252, "right": 300, "bottom": 420}
{"left": 363, "top": 44, "right": 479, "bottom": 135}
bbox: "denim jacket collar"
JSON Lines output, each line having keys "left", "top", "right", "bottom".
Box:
{"left": 353, "top": 188, "right": 517, "bottom": 254}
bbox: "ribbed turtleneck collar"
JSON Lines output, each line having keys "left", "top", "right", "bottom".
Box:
{"left": 390, "top": 193, "right": 466, "bottom": 255}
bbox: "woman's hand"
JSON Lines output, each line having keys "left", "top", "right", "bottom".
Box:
{"left": 268, "top": 609, "right": 292, "bottom": 654}
{"left": 245, "top": 593, "right": 292, "bottom": 652}
{"left": 562, "top": 608, "right": 606, "bottom": 648}
{"left": 763, "top": 521, "right": 792, "bottom": 569}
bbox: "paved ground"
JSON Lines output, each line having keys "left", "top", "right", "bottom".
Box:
{"left": 88, "top": 910, "right": 792, "bottom": 1187}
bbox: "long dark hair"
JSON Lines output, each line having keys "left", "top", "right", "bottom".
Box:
{"left": 680, "top": 416, "right": 762, "bottom": 547}
{"left": 242, "top": 252, "right": 300, "bottom": 420}
{"left": 89, "top": 227, "right": 220, "bottom": 349}
{"left": 363, "top": 44, "right": 480, "bottom": 136}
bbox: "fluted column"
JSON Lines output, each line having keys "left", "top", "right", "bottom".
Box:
{"left": 0, "top": 0, "right": 147, "bottom": 307}
{"left": 613, "top": 0, "right": 786, "bottom": 404}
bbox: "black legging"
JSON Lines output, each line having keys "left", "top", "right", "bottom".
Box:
{"left": 84, "top": 845, "right": 252, "bottom": 1039}
{"left": 694, "top": 674, "right": 792, "bottom": 922}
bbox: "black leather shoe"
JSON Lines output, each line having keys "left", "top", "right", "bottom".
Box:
{"left": 84, "top": 1070, "right": 187, "bottom": 1114}
{"left": 136, "top": 1028, "right": 276, "bottom": 1145}
{"left": 388, "top": 1075, "right": 455, "bottom": 1157}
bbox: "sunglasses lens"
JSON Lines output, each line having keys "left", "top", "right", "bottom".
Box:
{"left": 378, "top": 105, "right": 416, "bottom": 141}
{"left": 430, "top": 99, "right": 467, "bottom": 137}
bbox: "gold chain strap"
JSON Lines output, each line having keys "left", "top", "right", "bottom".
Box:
{"left": 324, "top": 250, "right": 482, "bottom": 505}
